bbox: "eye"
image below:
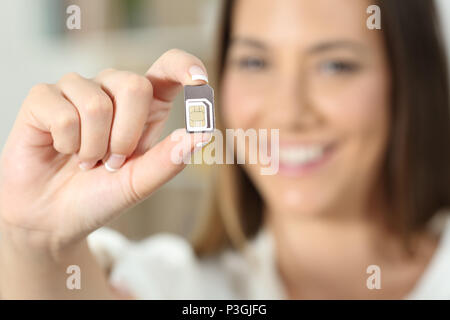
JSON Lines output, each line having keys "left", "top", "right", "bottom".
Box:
{"left": 236, "top": 56, "right": 268, "bottom": 71}
{"left": 318, "top": 60, "right": 359, "bottom": 75}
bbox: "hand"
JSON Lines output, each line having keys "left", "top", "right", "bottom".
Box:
{"left": 0, "top": 49, "right": 211, "bottom": 258}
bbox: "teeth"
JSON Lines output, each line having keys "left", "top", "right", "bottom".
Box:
{"left": 279, "top": 145, "right": 325, "bottom": 165}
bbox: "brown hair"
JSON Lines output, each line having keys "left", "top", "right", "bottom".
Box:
{"left": 191, "top": 0, "right": 450, "bottom": 256}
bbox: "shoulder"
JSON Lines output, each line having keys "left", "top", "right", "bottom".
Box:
{"left": 88, "top": 227, "right": 282, "bottom": 299}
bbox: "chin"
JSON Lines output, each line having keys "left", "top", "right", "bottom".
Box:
{"left": 246, "top": 164, "right": 346, "bottom": 218}
{"left": 262, "top": 182, "right": 335, "bottom": 218}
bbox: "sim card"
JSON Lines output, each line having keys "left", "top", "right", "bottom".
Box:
{"left": 184, "top": 84, "right": 215, "bottom": 133}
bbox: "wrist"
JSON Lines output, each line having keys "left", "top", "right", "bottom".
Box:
{"left": 0, "top": 221, "right": 87, "bottom": 263}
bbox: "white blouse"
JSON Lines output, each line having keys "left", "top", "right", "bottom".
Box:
{"left": 87, "top": 211, "right": 450, "bottom": 299}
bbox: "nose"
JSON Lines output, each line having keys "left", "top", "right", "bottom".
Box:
{"left": 267, "top": 74, "right": 323, "bottom": 131}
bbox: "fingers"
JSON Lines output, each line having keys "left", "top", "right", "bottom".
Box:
{"left": 145, "top": 49, "right": 209, "bottom": 102}
{"left": 58, "top": 72, "right": 113, "bottom": 168}
{"left": 124, "top": 129, "right": 212, "bottom": 202}
{"left": 23, "top": 83, "right": 80, "bottom": 154}
{"left": 93, "top": 48, "right": 209, "bottom": 170}
{"left": 95, "top": 70, "right": 153, "bottom": 171}
{"left": 18, "top": 49, "right": 210, "bottom": 174}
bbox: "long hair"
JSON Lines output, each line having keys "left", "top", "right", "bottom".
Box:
{"left": 191, "top": 0, "right": 450, "bottom": 256}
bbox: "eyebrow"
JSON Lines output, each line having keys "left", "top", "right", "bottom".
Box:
{"left": 306, "top": 40, "right": 367, "bottom": 54}
{"left": 230, "top": 37, "right": 366, "bottom": 54}
{"left": 230, "top": 37, "right": 268, "bottom": 50}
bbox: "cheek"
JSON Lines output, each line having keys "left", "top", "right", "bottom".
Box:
{"left": 315, "top": 73, "right": 390, "bottom": 141}
{"left": 221, "top": 72, "right": 264, "bottom": 129}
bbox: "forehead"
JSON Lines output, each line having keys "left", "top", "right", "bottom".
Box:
{"left": 232, "top": 0, "right": 375, "bottom": 48}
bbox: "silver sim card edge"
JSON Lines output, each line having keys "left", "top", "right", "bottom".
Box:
{"left": 184, "top": 84, "right": 215, "bottom": 133}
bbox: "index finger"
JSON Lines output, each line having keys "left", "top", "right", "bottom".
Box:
{"left": 145, "top": 49, "right": 209, "bottom": 103}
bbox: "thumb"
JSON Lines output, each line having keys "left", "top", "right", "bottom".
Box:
{"left": 122, "top": 128, "right": 212, "bottom": 202}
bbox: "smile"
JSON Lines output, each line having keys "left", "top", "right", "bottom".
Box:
{"left": 278, "top": 142, "right": 336, "bottom": 176}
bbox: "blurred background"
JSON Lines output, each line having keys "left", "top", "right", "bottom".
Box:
{"left": 0, "top": 0, "right": 449, "bottom": 241}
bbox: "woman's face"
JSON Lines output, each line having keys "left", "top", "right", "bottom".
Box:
{"left": 221, "top": 0, "right": 391, "bottom": 218}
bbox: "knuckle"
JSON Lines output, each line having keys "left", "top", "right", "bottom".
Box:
{"left": 121, "top": 75, "right": 152, "bottom": 98}
{"left": 102, "top": 67, "right": 116, "bottom": 73}
{"left": 23, "top": 84, "right": 53, "bottom": 111}
{"left": 53, "top": 139, "right": 77, "bottom": 154}
{"left": 84, "top": 94, "right": 113, "bottom": 116}
{"left": 124, "top": 168, "right": 143, "bottom": 205}
{"left": 97, "top": 67, "right": 117, "bottom": 78}
{"left": 164, "top": 48, "right": 185, "bottom": 57}
{"left": 54, "top": 111, "right": 79, "bottom": 132}
{"left": 60, "top": 72, "right": 82, "bottom": 83}
{"left": 29, "top": 83, "right": 52, "bottom": 96}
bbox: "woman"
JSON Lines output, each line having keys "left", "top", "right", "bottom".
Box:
{"left": 1, "top": 0, "right": 449, "bottom": 299}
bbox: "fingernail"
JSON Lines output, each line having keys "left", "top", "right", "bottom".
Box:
{"left": 79, "top": 160, "right": 97, "bottom": 171}
{"left": 189, "top": 65, "right": 208, "bottom": 82}
{"left": 195, "top": 133, "right": 212, "bottom": 148}
{"left": 195, "top": 141, "right": 209, "bottom": 148}
{"left": 105, "top": 154, "right": 126, "bottom": 172}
